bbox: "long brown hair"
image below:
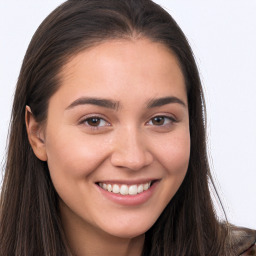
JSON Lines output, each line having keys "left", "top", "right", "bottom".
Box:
{"left": 0, "top": 0, "right": 228, "bottom": 255}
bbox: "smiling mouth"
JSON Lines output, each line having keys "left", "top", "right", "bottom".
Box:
{"left": 96, "top": 181, "right": 157, "bottom": 196}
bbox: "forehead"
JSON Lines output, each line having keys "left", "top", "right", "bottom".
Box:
{"left": 53, "top": 38, "right": 187, "bottom": 107}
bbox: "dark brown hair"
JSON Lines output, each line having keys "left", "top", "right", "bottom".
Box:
{"left": 0, "top": 0, "right": 228, "bottom": 255}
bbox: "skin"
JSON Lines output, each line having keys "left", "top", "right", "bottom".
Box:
{"left": 26, "top": 38, "right": 190, "bottom": 256}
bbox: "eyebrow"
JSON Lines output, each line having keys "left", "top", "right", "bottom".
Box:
{"left": 65, "top": 96, "right": 186, "bottom": 111}
{"left": 147, "top": 96, "right": 186, "bottom": 108}
{"left": 65, "top": 97, "right": 120, "bottom": 111}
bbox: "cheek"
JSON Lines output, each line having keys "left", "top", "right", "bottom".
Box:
{"left": 45, "top": 132, "right": 113, "bottom": 211}
{"left": 157, "top": 130, "right": 190, "bottom": 175}
{"left": 155, "top": 131, "right": 190, "bottom": 206}
{"left": 45, "top": 129, "right": 112, "bottom": 181}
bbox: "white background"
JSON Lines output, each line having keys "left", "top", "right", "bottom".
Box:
{"left": 0, "top": 1, "right": 255, "bottom": 229}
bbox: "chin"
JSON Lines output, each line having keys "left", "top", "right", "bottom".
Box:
{"left": 99, "top": 219, "right": 154, "bottom": 239}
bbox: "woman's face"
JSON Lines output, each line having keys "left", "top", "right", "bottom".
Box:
{"left": 40, "top": 39, "right": 190, "bottom": 238}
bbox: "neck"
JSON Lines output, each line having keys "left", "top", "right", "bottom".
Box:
{"left": 70, "top": 232, "right": 144, "bottom": 256}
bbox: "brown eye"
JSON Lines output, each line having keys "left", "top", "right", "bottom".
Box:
{"left": 81, "top": 117, "right": 109, "bottom": 128}
{"left": 152, "top": 116, "right": 165, "bottom": 126}
{"left": 147, "top": 116, "right": 175, "bottom": 127}
{"left": 87, "top": 117, "right": 101, "bottom": 126}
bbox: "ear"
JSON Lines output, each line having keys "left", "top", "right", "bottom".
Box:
{"left": 25, "top": 106, "right": 47, "bottom": 161}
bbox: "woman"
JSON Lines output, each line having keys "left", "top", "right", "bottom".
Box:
{"left": 0, "top": 0, "right": 255, "bottom": 255}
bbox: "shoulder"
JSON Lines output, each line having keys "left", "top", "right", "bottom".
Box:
{"left": 227, "top": 224, "right": 256, "bottom": 256}
{"left": 240, "top": 244, "right": 256, "bottom": 256}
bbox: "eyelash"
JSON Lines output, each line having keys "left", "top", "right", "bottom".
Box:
{"left": 79, "top": 114, "right": 177, "bottom": 131}
{"left": 146, "top": 115, "right": 177, "bottom": 127}
{"left": 79, "top": 115, "right": 110, "bottom": 130}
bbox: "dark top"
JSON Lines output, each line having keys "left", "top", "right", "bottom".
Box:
{"left": 241, "top": 244, "right": 256, "bottom": 255}
{"left": 229, "top": 225, "right": 256, "bottom": 255}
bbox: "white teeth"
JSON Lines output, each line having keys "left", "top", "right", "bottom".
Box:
{"left": 99, "top": 181, "right": 152, "bottom": 195}
{"left": 143, "top": 183, "right": 149, "bottom": 190}
{"left": 129, "top": 185, "right": 137, "bottom": 195}
{"left": 112, "top": 184, "right": 120, "bottom": 194}
{"left": 107, "top": 184, "right": 112, "bottom": 192}
{"left": 120, "top": 185, "right": 129, "bottom": 195}
{"left": 137, "top": 184, "right": 144, "bottom": 193}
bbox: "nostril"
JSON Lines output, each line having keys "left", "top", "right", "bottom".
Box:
{"left": 110, "top": 151, "right": 153, "bottom": 171}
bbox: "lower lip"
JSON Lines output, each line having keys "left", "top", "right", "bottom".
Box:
{"left": 96, "top": 181, "right": 159, "bottom": 206}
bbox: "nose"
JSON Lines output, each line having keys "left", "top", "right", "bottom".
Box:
{"left": 110, "top": 128, "right": 153, "bottom": 171}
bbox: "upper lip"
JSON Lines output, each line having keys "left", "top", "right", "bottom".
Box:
{"left": 95, "top": 179, "right": 160, "bottom": 185}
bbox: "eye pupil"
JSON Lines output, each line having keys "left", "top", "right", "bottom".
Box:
{"left": 152, "top": 117, "right": 164, "bottom": 125}
{"left": 88, "top": 118, "right": 100, "bottom": 126}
